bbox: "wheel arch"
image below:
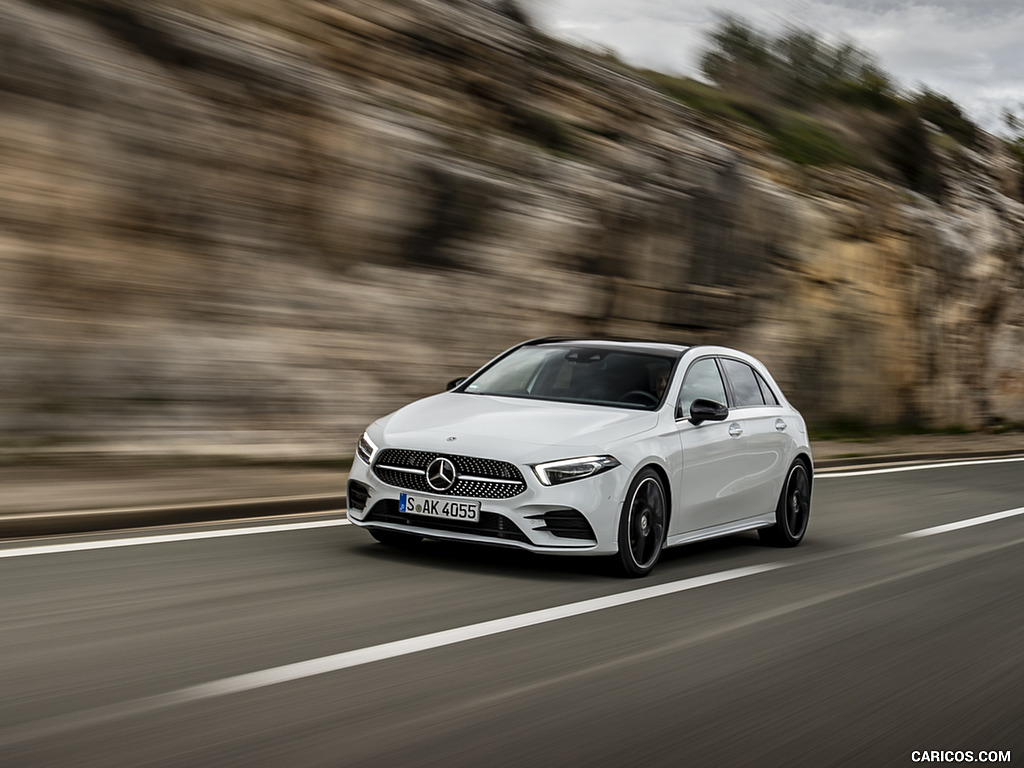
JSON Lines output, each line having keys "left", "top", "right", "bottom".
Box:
{"left": 639, "top": 461, "right": 672, "bottom": 540}
{"left": 794, "top": 452, "right": 814, "bottom": 492}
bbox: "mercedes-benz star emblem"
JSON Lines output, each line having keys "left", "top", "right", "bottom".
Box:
{"left": 426, "top": 457, "right": 458, "bottom": 492}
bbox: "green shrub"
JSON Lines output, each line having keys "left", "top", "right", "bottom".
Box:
{"left": 769, "top": 113, "right": 856, "bottom": 166}
{"left": 911, "top": 88, "right": 979, "bottom": 147}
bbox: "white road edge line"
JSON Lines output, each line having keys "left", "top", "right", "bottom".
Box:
{"left": 817, "top": 455, "right": 1024, "bottom": 478}
{"left": 0, "top": 518, "right": 350, "bottom": 559}
{"left": 902, "top": 507, "right": 1024, "bottom": 539}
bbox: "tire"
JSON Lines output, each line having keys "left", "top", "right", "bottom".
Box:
{"left": 615, "top": 468, "right": 667, "bottom": 577}
{"left": 759, "top": 460, "right": 811, "bottom": 547}
{"left": 369, "top": 528, "right": 423, "bottom": 548}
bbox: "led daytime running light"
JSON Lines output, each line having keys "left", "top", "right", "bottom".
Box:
{"left": 356, "top": 432, "right": 378, "bottom": 464}
{"left": 533, "top": 455, "right": 620, "bottom": 486}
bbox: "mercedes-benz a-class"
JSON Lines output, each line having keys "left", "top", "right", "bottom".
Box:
{"left": 347, "top": 338, "right": 812, "bottom": 576}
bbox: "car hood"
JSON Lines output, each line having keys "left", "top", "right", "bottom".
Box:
{"left": 376, "top": 393, "right": 658, "bottom": 462}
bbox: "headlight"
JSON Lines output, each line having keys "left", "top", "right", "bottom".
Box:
{"left": 532, "top": 456, "right": 620, "bottom": 486}
{"left": 356, "top": 432, "right": 378, "bottom": 464}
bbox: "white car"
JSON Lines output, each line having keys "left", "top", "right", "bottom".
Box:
{"left": 347, "top": 338, "right": 812, "bottom": 577}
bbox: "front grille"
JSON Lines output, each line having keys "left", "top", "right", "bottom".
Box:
{"left": 525, "top": 509, "right": 597, "bottom": 541}
{"left": 373, "top": 449, "right": 526, "bottom": 499}
{"left": 365, "top": 499, "right": 530, "bottom": 543}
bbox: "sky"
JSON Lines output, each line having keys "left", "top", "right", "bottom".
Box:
{"left": 531, "top": 0, "right": 1024, "bottom": 133}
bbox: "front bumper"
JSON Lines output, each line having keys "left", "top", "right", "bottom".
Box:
{"left": 346, "top": 457, "right": 624, "bottom": 555}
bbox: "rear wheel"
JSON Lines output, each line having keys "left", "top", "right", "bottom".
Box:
{"left": 759, "top": 460, "right": 811, "bottom": 547}
{"left": 369, "top": 528, "right": 423, "bottom": 548}
{"left": 615, "top": 468, "right": 667, "bottom": 577}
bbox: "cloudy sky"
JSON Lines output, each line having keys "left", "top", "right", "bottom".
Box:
{"left": 531, "top": 0, "right": 1024, "bottom": 133}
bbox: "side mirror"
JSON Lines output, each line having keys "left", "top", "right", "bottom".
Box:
{"left": 445, "top": 377, "right": 467, "bottom": 392}
{"left": 688, "top": 398, "right": 729, "bottom": 425}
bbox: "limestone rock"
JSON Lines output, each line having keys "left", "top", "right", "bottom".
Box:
{"left": 0, "top": 0, "right": 1022, "bottom": 459}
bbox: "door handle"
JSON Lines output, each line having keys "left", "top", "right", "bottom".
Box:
{"left": 728, "top": 423, "right": 743, "bottom": 438}
{"left": 775, "top": 419, "right": 787, "bottom": 432}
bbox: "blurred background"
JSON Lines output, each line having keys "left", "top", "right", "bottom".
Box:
{"left": 1, "top": 0, "right": 1023, "bottom": 466}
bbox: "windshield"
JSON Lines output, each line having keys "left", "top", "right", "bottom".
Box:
{"left": 463, "top": 345, "right": 677, "bottom": 410}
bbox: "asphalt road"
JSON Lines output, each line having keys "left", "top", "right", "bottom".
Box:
{"left": 1, "top": 460, "right": 1022, "bottom": 767}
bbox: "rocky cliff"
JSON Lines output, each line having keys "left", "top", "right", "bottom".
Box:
{"left": 1, "top": 0, "right": 1022, "bottom": 459}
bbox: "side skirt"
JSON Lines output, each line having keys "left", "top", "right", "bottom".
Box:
{"left": 665, "top": 514, "right": 776, "bottom": 549}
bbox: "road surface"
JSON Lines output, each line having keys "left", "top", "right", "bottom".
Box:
{"left": 1, "top": 458, "right": 1021, "bottom": 766}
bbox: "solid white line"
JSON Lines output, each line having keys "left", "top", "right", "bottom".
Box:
{"left": 144, "top": 504, "right": 1023, "bottom": 703}
{"left": 0, "top": 518, "right": 350, "bottom": 559}
{"left": 148, "top": 563, "right": 785, "bottom": 704}
{"left": 0, "top": 562, "right": 784, "bottom": 746}
{"left": 902, "top": 507, "right": 1024, "bottom": 539}
{"left": 817, "top": 455, "right": 1024, "bottom": 478}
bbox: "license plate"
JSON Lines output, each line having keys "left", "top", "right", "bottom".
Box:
{"left": 399, "top": 493, "right": 480, "bottom": 522}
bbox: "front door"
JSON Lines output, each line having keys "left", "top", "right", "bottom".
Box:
{"left": 674, "top": 357, "right": 749, "bottom": 534}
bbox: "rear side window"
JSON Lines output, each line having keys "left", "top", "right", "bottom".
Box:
{"left": 721, "top": 359, "right": 765, "bottom": 407}
{"left": 755, "top": 371, "right": 780, "bottom": 405}
{"left": 678, "top": 358, "right": 728, "bottom": 416}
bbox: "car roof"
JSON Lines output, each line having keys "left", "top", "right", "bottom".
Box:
{"left": 524, "top": 337, "right": 691, "bottom": 357}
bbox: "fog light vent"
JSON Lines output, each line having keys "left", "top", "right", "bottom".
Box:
{"left": 525, "top": 509, "right": 596, "bottom": 541}
{"left": 347, "top": 480, "right": 370, "bottom": 512}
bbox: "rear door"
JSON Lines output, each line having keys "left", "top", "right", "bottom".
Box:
{"left": 718, "top": 357, "right": 790, "bottom": 518}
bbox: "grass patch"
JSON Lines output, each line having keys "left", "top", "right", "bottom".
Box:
{"left": 636, "top": 73, "right": 858, "bottom": 167}
{"left": 768, "top": 111, "right": 856, "bottom": 166}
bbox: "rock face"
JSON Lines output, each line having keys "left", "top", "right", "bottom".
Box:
{"left": 1, "top": 0, "right": 1022, "bottom": 458}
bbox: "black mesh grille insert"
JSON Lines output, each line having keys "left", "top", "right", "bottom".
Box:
{"left": 365, "top": 500, "right": 530, "bottom": 543}
{"left": 373, "top": 449, "right": 526, "bottom": 499}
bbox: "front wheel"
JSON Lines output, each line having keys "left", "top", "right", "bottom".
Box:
{"left": 759, "top": 460, "right": 811, "bottom": 547}
{"left": 615, "top": 468, "right": 667, "bottom": 577}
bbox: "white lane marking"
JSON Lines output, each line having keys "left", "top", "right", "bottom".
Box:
{"left": 0, "top": 518, "right": 350, "bottom": 559}
{"left": 0, "top": 563, "right": 781, "bottom": 746}
{"left": 349, "top": 533, "right": 1024, "bottom": 744}
{"left": 902, "top": 507, "right": 1024, "bottom": 539}
{"left": 5, "top": 527, "right": 1024, "bottom": 750}
{"left": 817, "top": 455, "right": 1024, "bottom": 478}
{"left": 131, "top": 564, "right": 786, "bottom": 704}
{"left": 74, "top": 512, "right": 1024, "bottom": 712}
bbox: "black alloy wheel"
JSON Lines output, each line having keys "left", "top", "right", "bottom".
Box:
{"left": 759, "top": 460, "right": 811, "bottom": 547}
{"left": 616, "top": 468, "right": 667, "bottom": 577}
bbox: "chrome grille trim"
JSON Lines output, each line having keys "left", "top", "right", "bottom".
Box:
{"left": 460, "top": 474, "right": 522, "bottom": 485}
{"left": 376, "top": 464, "right": 425, "bottom": 475}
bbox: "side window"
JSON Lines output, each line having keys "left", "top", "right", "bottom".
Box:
{"left": 755, "top": 370, "right": 780, "bottom": 406}
{"left": 721, "top": 359, "right": 766, "bottom": 407}
{"left": 678, "top": 358, "right": 728, "bottom": 417}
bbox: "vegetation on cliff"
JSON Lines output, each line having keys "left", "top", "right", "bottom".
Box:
{"left": 564, "top": 12, "right": 1015, "bottom": 204}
